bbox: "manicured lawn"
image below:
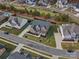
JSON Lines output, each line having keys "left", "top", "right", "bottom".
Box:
{"left": 0, "top": 38, "right": 16, "bottom": 59}
{"left": 59, "top": 57, "right": 68, "bottom": 59}
{"left": 61, "top": 42, "right": 79, "bottom": 50}
{"left": 0, "top": 23, "right": 29, "bottom": 35}
{"left": 24, "top": 25, "right": 57, "bottom": 47}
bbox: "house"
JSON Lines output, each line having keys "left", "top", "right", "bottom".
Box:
{"left": 59, "top": 24, "right": 79, "bottom": 41}
{"left": 0, "top": 13, "right": 7, "bottom": 22}
{"left": 57, "top": 0, "right": 68, "bottom": 8}
{"left": 3, "top": 12, "right": 12, "bottom": 17}
{"left": 0, "top": 44, "right": 6, "bottom": 56}
{"left": 25, "top": 0, "right": 36, "bottom": 5}
{"left": 67, "top": 0, "right": 79, "bottom": 3}
{"left": 0, "top": 0, "right": 4, "bottom": 3}
{"left": 16, "top": 0, "right": 25, "bottom": 3}
{"left": 58, "top": 0, "right": 79, "bottom": 11}
{"left": 28, "top": 20, "right": 51, "bottom": 37}
{"left": 16, "top": 0, "right": 36, "bottom": 5}
{"left": 49, "top": 0, "right": 57, "bottom": 5}
{"left": 7, "top": 52, "right": 32, "bottom": 59}
{"left": 38, "top": 0, "right": 49, "bottom": 6}
{"left": 0, "top": 11, "right": 9, "bottom": 25}
{"left": 6, "top": 16, "right": 28, "bottom": 29}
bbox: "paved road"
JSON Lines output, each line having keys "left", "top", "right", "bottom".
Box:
{"left": 0, "top": 38, "right": 52, "bottom": 59}
{"left": 0, "top": 30, "right": 78, "bottom": 58}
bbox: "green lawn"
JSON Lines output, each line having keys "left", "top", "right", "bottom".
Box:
{"left": 0, "top": 38, "right": 16, "bottom": 59}
{"left": 0, "top": 22, "right": 29, "bottom": 35}
{"left": 24, "top": 25, "right": 57, "bottom": 47}
{"left": 59, "top": 57, "right": 68, "bottom": 59}
{"left": 61, "top": 42, "right": 79, "bottom": 50}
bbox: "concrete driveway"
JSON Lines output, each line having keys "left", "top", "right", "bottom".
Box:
{"left": 54, "top": 33, "right": 62, "bottom": 49}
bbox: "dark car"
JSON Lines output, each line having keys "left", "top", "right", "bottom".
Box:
{"left": 4, "top": 32, "right": 9, "bottom": 35}
{"left": 67, "top": 49, "right": 74, "bottom": 53}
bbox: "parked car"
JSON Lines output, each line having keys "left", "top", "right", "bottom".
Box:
{"left": 4, "top": 32, "right": 9, "bottom": 35}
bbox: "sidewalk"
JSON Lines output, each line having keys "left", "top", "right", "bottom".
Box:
{"left": 12, "top": 43, "right": 24, "bottom": 53}
{"left": 18, "top": 25, "right": 31, "bottom": 37}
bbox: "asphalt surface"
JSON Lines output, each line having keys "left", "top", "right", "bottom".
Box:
{"left": 0, "top": 30, "right": 78, "bottom": 58}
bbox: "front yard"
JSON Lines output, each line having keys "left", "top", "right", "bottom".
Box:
{"left": 59, "top": 57, "right": 68, "bottom": 59}
{"left": 24, "top": 25, "right": 57, "bottom": 47}
{"left": 61, "top": 42, "right": 79, "bottom": 50}
{"left": 0, "top": 22, "right": 29, "bottom": 35}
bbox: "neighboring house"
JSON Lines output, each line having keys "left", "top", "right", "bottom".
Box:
{"left": 57, "top": 0, "right": 68, "bottom": 8}
{"left": 6, "top": 16, "right": 28, "bottom": 29}
{"left": 49, "top": 0, "right": 57, "bottom": 5}
{"left": 3, "top": 12, "right": 12, "bottom": 17}
{"left": 59, "top": 24, "right": 79, "bottom": 41}
{"left": 0, "top": 11, "right": 8, "bottom": 25}
{"left": 25, "top": 0, "right": 36, "bottom": 5}
{"left": 16, "top": 0, "right": 25, "bottom": 3}
{"left": 0, "top": 44, "right": 6, "bottom": 56}
{"left": 38, "top": 0, "right": 49, "bottom": 6}
{"left": 16, "top": 0, "right": 36, "bottom": 5}
{"left": 28, "top": 20, "right": 51, "bottom": 37}
{"left": 0, "top": 12, "right": 7, "bottom": 22}
{"left": 67, "top": 0, "right": 79, "bottom": 3}
{"left": 7, "top": 52, "right": 32, "bottom": 59}
{"left": 0, "top": 0, "right": 4, "bottom": 3}
{"left": 57, "top": 0, "right": 79, "bottom": 12}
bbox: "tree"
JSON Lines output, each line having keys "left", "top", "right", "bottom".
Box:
{"left": 33, "top": 9, "right": 40, "bottom": 16}
{"left": 61, "top": 14, "right": 70, "bottom": 22}
{"left": 41, "top": 12, "right": 45, "bottom": 17}
{"left": 25, "top": 7, "right": 29, "bottom": 14}
{"left": 55, "top": 14, "right": 70, "bottom": 22}
{"left": 10, "top": 5, "right": 16, "bottom": 11}
{"left": 45, "top": 13, "right": 51, "bottom": 19}
{"left": 29, "top": 9, "right": 33, "bottom": 15}
{"left": 0, "top": 4, "right": 6, "bottom": 9}
{"left": 19, "top": 9, "right": 26, "bottom": 13}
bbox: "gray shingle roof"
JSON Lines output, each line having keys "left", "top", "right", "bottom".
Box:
{"left": 60, "top": 24, "right": 79, "bottom": 40}
{"left": 7, "top": 52, "right": 32, "bottom": 59}
{"left": 29, "top": 20, "right": 51, "bottom": 36}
